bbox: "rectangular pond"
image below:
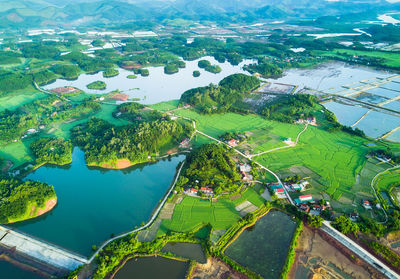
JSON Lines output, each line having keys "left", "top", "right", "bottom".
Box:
{"left": 366, "top": 87, "right": 399, "bottom": 99}
{"left": 161, "top": 242, "right": 207, "bottom": 264}
{"left": 354, "top": 111, "right": 400, "bottom": 138}
{"left": 11, "top": 148, "right": 184, "bottom": 256}
{"left": 113, "top": 256, "right": 189, "bottom": 279}
{"left": 383, "top": 101, "right": 400, "bottom": 112}
{"left": 224, "top": 211, "right": 297, "bottom": 279}
{"left": 322, "top": 101, "right": 370, "bottom": 126}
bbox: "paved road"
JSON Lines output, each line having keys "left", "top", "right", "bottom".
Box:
{"left": 322, "top": 221, "right": 400, "bottom": 279}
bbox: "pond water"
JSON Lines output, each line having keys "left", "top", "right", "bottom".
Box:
{"left": 0, "top": 260, "right": 44, "bottom": 279}
{"left": 353, "top": 92, "right": 388, "bottom": 105}
{"left": 387, "top": 129, "right": 400, "bottom": 142}
{"left": 225, "top": 211, "right": 297, "bottom": 279}
{"left": 383, "top": 101, "right": 400, "bottom": 112}
{"left": 11, "top": 148, "right": 184, "bottom": 256}
{"left": 322, "top": 101, "right": 369, "bottom": 126}
{"left": 353, "top": 110, "right": 400, "bottom": 139}
{"left": 43, "top": 56, "right": 254, "bottom": 105}
{"left": 381, "top": 82, "right": 400, "bottom": 92}
{"left": 366, "top": 87, "right": 399, "bottom": 100}
{"left": 113, "top": 256, "right": 189, "bottom": 279}
{"left": 161, "top": 242, "right": 207, "bottom": 264}
{"left": 267, "top": 62, "right": 392, "bottom": 92}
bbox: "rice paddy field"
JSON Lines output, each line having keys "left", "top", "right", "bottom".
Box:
{"left": 375, "top": 168, "right": 400, "bottom": 192}
{"left": 158, "top": 188, "right": 265, "bottom": 234}
{"left": 256, "top": 125, "right": 368, "bottom": 200}
{"left": 175, "top": 110, "right": 304, "bottom": 152}
{"left": 0, "top": 139, "right": 35, "bottom": 168}
{"left": 327, "top": 49, "right": 400, "bottom": 68}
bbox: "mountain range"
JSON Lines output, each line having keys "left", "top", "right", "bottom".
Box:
{"left": 0, "top": 0, "right": 398, "bottom": 29}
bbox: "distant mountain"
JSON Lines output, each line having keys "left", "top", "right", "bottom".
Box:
{"left": 0, "top": 0, "right": 397, "bottom": 29}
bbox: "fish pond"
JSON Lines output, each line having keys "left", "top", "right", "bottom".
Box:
{"left": 113, "top": 256, "right": 189, "bottom": 279}
{"left": 224, "top": 211, "right": 297, "bottom": 279}
{"left": 0, "top": 259, "right": 44, "bottom": 279}
{"left": 43, "top": 56, "right": 254, "bottom": 104}
{"left": 322, "top": 101, "right": 370, "bottom": 126}
{"left": 161, "top": 242, "right": 207, "bottom": 263}
{"left": 353, "top": 110, "right": 400, "bottom": 139}
{"left": 11, "top": 148, "right": 184, "bottom": 256}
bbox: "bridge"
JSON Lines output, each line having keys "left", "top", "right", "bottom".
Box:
{"left": 0, "top": 226, "right": 88, "bottom": 271}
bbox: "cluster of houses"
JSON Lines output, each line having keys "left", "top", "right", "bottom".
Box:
{"left": 238, "top": 163, "right": 253, "bottom": 181}
{"left": 286, "top": 181, "right": 309, "bottom": 192}
{"left": 185, "top": 187, "right": 214, "bottom": 196}
{"left": 296, "top": 117, "right": 317, "bottom": 126}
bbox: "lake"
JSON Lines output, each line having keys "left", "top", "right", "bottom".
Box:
{"left": 113, "top": 256, "right": 189, "bottom": 279}
{"left": 224, "top": 211, "right": 297, "bottom": 279}
{"left": 11, "top": 148, "right": 184, "bottom": 256}
{"left": 43, "top": 56, "right": 254, "bottom": 105}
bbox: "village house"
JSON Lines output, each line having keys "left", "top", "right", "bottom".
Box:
{"left": 363, "top": 200, "right": 372, "bottom": 210}
{"left": 350, "top": 212, "right": 359, "bottom": 222}
{"left": 270, "top": 184, "right": 286, "bottom": 199}
{"left": 289, "top": 181, "right": 309, "bottom": 191}
{"left": 186, "top": 188, "right": 198, "bottom": 195}
{"left": 179, "top": 138, "right": 190, "bottom": 148}
{"left": 200, "top": 187, "right": 214, "bottom": 196}
{"left": 295, "top": 194, "right": 313, "bottom": 205}
{"left": 227, "top": 139, "right": 238, "bottom": 147}
{"left": 296, "top": 117, "right": 317, "bottom": 126}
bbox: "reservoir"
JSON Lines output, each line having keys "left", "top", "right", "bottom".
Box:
{"left": 11, "top": 148, "right": 184, "bottom": 256}
{"left": 0, "top": 259, "right": 44, "bottom": 279}
{"left": 43, "top": 56, "right": 254, "bottom": 104}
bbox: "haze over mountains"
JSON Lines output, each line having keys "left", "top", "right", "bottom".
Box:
{"left": 0, "top": 0, "right": 398, "bottom": 28}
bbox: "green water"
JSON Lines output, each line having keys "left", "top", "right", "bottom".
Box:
{"left": 10, "top": 148, "right": 184, "bottom": 256}
{"left": 225, "top": 211, "right": 297, "bottom": 279}
{"left": 0, "top": 260, "right": 44, "bottom": 279}
{"left": 114, "top": 256, "right": 189, "bottom": 279}
{"left": 161, "top": 242, "right": 207, "bottom": 263}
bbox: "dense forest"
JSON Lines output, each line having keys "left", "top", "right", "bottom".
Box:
{"left": 71, "top": 118, "right": 189, "bottom": 167}
{"left": 177, "top": 143, "right": 241, "bottom": 193}
{"left": 0, "top": 179, "right": 56, "bottom": 224}
{"left": 180, "top": 73, "right": 260, "bottom": 113}
{"left": 30, "top": 137, "right": 73, "bottom": 166}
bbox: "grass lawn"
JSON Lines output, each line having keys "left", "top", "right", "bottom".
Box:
{"left": 0, "top": 88, "right": 47, "bottom": 112}
{"left": 175, "top": 109, "right": 304, "bottom": 152}
{"left": 150, "top": 100, "right": 180, "bottom": 112}
{"left": 158, "top": 196, "right": 241, "bottom": 234}
{"left": 256, "top": 125, "right": 369, "bottom": 201}
{"left": 0, "top": 138, "right": 36, "bottom": 168}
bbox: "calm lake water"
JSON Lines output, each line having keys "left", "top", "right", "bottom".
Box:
{"left": 11, "top": 148, "right": 184, "bottom": 256}
{"left": 0, "top": 260, "right": 44, "bottom": 279}
{"left": 161, "top": 242, "right": 206, "bottom": 264}
{"left": 43, "top": 56, "right": 254, "bottom": 104}
{"left": 225, "top": 211, "right": 297, "bottom": 279}
{"left": 113, "top": 256, "right": 189, "bottom": 279}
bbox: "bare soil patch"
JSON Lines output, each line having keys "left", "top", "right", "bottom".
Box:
{"left": 190, "top": 257, "right": 249, "bottom": 279}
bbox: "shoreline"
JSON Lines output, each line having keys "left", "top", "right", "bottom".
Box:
{"left": 7, "top": 197, "right": 58, "bottom": 225}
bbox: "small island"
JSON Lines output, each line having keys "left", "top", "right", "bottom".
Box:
{"left": 127, "top": 74, "right": 137, "bottom": 79}
{"left": 103, "top": 68, "right": 119, "bottom": 78}
{"left": 198, "top": 59, "right": 211, "bottom": 69}
{"left": 205, "top": 64, "right": 222, "bottom": 73}
{"left": 0, "top": 179, "right": 57, "bottom": 224}
{"left": 193, "top": 70, "right": 200, "bottom": 77}
{"left": 164, "top": 64, "right": 179, "bottom": 75}
{"left": 87, "top": 80, "right": 107, "bottom": 90}
{"left": 140, "top": 69, "right": 149, "bottom": 77}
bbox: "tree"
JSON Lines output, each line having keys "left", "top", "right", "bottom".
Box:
{"left": 332, "top": 216, "right": 359, "bottom": 236}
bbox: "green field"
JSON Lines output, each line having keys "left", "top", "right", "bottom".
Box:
{"left": 150, "top": 99, "right": 180, "bottom": 112}
{"left": 375, "top": 168, "right": 400, "bottom": 192}
{"left": 175, "top": 110, "right": 304, "bottom": 152}
{"left": 159, "top": 188, "right": 265, "bottom": 234}
{"left": 257, "top": 125, "right": 370, "bottom": 200}
{"left": 321, "top": 49, "right": 400, "bottom": 68}
{"left": 0, "top": 88, "right": 47, "bottom": 112}
{"left": 0, "top": 139, "right": 36, "bottom": 168}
